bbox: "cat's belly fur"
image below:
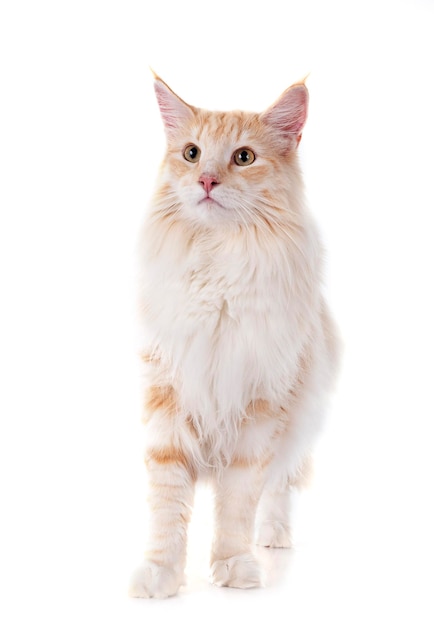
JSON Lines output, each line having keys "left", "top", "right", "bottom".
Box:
{"left": 144, "top": 289, "right": 327, "bottom": 472}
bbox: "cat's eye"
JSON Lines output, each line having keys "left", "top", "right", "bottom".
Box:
{"left": 233, "top": 147, "right": 255, "bottom": 167}
{"left": 183, "top": 144, "right": 201, "bottom": 163}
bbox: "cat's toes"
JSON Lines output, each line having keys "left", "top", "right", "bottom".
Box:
{"left": 211, "top": 553, "right": 264, "bottom": 589}
{"left": 129, "top": 561, "right": 184, "bottom": 599}
{"left": 257, "top": 521, "right": 292, "bottom": 548}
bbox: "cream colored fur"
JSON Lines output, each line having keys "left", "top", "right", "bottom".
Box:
{"left": 129, "top": 76, "right": 339, "bottom": 598}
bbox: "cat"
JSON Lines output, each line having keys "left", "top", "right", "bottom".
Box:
{"left": 129, "top": 75, "right": 339, "bottom": 598}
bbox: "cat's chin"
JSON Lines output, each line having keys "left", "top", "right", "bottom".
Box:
{"left": 185, "top": 197, "right": 234, "bottom": 226}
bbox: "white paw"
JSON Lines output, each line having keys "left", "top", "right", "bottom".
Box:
{"left": 211, "top": 553, "right": 264, "bottom": 589}
{"left": 129, "top": 561, "right": 184, "bottom": 599}
{"left": 257, "top": 521, "right": 292, "bottom": 548}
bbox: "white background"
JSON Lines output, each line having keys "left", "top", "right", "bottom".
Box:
{"left": 1, "top": 0, "right": 433, "bottom": 624}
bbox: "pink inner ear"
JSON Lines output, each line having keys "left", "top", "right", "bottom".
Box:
{"left": 262, "top": 84, "right": 309, "bottom": 137}
{"left": 154, "top": 80, "right": 193, "bottom": 132}
{"left": 154, "top": 82, "right": 177, "bottom": 130}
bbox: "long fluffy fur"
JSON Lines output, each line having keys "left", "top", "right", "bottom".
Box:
{"left": 130, "top": 77, "right": 339, "bottom": 598}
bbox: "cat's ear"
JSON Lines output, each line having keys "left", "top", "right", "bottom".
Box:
{"left": 153, "top": 76, "right": 194, "bottom": 136}
{"left": 261, "top": 83, "right": 308, "bottom": 147}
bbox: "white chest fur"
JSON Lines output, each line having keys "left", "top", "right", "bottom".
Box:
{"left": 140, "top": 220, "right": 320, "bottom": 426}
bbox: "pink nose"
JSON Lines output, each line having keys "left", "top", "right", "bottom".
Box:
{"left": 199, "top": 174, "right": 219, "bottom": 194}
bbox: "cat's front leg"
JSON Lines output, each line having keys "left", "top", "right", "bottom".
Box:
{"left": 211, "top": 463, "right": 264, "bottom": 589}
{"left": 129, "top": 447, "right": 195, "bottom": 599}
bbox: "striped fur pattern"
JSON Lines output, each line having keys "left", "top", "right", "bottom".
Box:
{"left": 130, "top": 77, "right": 339, "bottom": 598}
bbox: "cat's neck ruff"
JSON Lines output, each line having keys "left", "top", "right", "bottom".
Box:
{"left": 140, "top": 208, "right": 322, "bottom": 454}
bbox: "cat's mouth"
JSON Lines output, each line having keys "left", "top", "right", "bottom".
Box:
{"left": 199, "top": 195, "right": 224, "bottom": 209}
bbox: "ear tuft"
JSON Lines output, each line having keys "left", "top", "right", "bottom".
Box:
{"left": 154, "top": 77, "right": 194, "bottom": 135}
{"left": 261, "top": 83, "right": 309, "bottom": 142}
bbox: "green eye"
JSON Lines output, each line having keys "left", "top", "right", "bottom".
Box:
{"left": 183, "top": 144, "right": 201, "bottom": 163}
{"left": 233, "top": 147, "right": 255, "bottom": 166}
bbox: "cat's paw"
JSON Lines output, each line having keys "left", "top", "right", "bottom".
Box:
{"left": 257, "top": 521, "right": 292, "bottom": 548}
{"left": 211, "top": 553, "right": 264, "bottom": 589}
{"left": 129, "top": 561, "right": 184, "bottom": 599}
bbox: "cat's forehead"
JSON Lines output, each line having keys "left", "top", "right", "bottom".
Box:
{"left": 192, "top": 109, "right": 260, "bottom": 145}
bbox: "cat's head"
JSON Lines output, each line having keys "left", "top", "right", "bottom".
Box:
{"left": 152, "top": 76, "right": 308, "bottom": 228}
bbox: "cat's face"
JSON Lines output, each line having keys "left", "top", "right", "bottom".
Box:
{"left": 153, "top": 77, "right": 308, "bottom": 227}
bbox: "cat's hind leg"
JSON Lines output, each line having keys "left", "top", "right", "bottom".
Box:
{"left": 256, "top": 455, "right": 312, "bottom": 549}
{"left": 256, "top": 484, "right": 293, "bottom": 548}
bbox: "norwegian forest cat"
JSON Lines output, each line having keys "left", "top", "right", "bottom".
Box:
{"left": 130, "top": 75, "right": 339, "bottom": 598}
